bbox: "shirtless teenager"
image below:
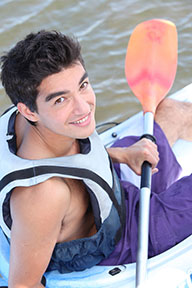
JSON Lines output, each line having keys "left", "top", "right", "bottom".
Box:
{"left": 1, "top": 31, "right": 192, "bottom": 288}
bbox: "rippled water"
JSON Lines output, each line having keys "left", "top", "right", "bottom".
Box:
{"left": 0, "top": 0, "right": 191, "bottom": 125}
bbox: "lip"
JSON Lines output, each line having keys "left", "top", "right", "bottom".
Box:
{"left": 70, "top": 112, "right": 92, "bottom": 127}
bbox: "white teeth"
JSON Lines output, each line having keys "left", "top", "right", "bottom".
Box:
{"left": 73, "top": 115, "right": 88, "bottom": 124}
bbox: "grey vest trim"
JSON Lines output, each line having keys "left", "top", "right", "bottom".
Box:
{"left": 0, "top": 106, "right": 125, "bottom": 240}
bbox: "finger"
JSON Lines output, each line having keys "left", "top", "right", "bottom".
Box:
{"left": 152, "top": 167, "right": 159, "bottom": 175}
{"left": 140, "top": 138, "right": 159, "bottom": 155}
{"left": 143, "top": 149, "right": 159, "bottom": 168}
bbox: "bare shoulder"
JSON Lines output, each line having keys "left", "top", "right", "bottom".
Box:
{"left": 9, "top": 178, "right": 70, "bottom": 286}
{"left": 11, "top": 177, "right": 70, "bottom": 231}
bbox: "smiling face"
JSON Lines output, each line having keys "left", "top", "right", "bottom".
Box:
{"left": 25, "top": 62, "right": 96, "bottom": 141}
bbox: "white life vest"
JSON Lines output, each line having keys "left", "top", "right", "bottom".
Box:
{"left": 0, "top": 106, "right": 125, "bottom": 246}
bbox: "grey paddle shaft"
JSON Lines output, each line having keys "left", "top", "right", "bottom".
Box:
{"left": 136, "top": 112, "right": 154, "bottom": 287}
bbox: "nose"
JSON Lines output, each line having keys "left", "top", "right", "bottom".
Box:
{"left": 72, "top": 94, "right": 91, "bottom": 115}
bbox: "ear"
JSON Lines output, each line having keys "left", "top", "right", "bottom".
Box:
{"left": 17, "top": 103, "right": 39, "bottom": 122}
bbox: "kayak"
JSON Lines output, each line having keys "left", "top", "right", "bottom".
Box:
{"left": 1, "top": 83, "right": 192, "bottom": 287}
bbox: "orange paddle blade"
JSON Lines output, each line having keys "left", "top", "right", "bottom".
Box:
{"left": 125, "top": 19, "right": 178, "bottom": 114}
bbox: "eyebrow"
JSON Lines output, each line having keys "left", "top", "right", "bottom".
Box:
{"left": 79, "top": 71, "right": 88, "bottom": 85}
{"left": 45, "top": 71, "right": 88, "bottom": 102}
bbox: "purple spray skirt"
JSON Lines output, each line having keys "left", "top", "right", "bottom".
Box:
{"left": 100, "top": 122, "right": 192, "bottom": 265}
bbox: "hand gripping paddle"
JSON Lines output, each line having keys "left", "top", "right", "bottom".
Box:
{"left": 125, "top": 19, "right": 178, "bottom": 287}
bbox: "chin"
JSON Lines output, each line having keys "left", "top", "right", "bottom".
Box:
{"left": 77, "top": 125, "right": 95, "bottom": 139}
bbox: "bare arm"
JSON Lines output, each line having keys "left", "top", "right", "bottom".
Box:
{"left": 107, "top": 138, "right": 159, "bottom": 175}
{"left": 9, "top": 177, "right": 70, "bottom": 288}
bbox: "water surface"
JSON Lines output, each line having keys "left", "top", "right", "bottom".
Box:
{"left": 0, "top": 0, "right": 191, "bottom": 126}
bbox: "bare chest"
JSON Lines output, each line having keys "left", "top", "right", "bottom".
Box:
{"left": 57, "top": 178, "right": 96, "bottom": 243}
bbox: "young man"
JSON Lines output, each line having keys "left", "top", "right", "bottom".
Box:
{"left": 0, "top": 31, "right": 192, "bottom": 287}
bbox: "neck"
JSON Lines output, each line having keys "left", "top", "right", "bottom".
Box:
{"left": 16, "top": 114, "right": 80, "bottom": 159}
{"left": 35, "top": 126, "right": 80, "bottom": 157}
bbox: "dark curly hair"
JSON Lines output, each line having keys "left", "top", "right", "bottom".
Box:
{"left": 0, "top": 30, "right": 85, "bottom": 112}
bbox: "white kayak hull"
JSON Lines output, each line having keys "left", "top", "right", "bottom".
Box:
{"left": 1, "top": 83, "right": 192, "bottom": 287}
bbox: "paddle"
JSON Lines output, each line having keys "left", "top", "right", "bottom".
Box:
{"left": 125, "top": 19, "right": 178, "bottom": 287}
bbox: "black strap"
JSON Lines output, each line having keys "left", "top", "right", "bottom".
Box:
{"left": 140, "top": 133, "right": 156, "bottom": 143}
{"left": 41, "top": 275, "right": 46, "bottom": 286}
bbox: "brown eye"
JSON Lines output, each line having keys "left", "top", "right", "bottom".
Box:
{"left": 55, "top": 97, "right": 65, "bottom": 105}
{"left": 80, "top": 81, "right": 89, "bottom": 90}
